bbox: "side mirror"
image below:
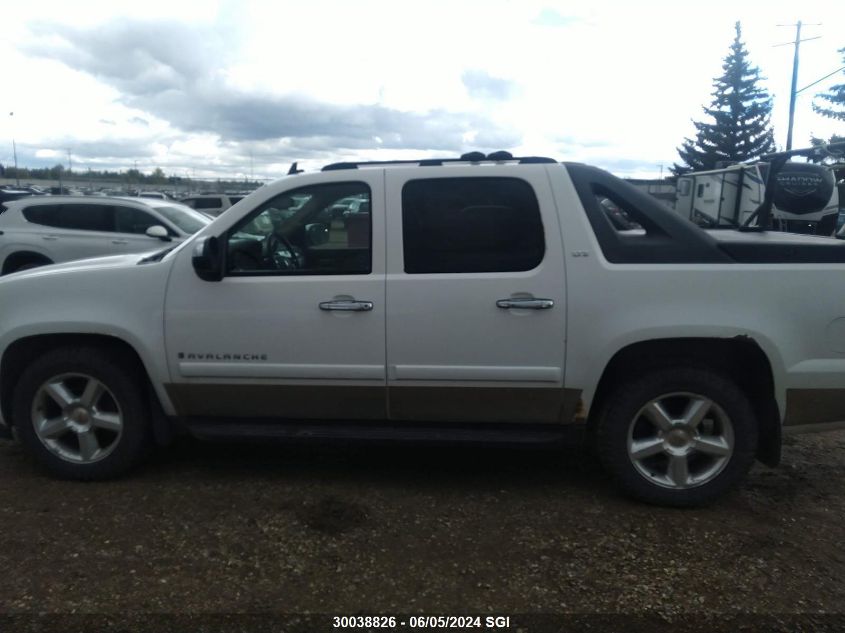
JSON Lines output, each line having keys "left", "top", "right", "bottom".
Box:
{"left": 146, "top": 225, "right": 172, "bottom": 241}
{"left": 305, "top": 222, "right": 330, "bottom": 247}
{"left": 192, "top": 236, "right": 222, "bottom": 281}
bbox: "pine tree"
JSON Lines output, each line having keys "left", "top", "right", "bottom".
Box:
{"left": 813, "top": 47, "right": 845, "bottom": 121}
{"left": 809, "top": 134, "right": 845, "bottom": 183}
{"left": 672, "top": 22, "right": 776, "bottom": 174}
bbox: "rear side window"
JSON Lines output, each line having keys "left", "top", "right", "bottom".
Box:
{"left": 23, "top": 204, "right": 113, "bottom": 232}
{"left": 401, "top": 177, "right": 545, "bottom": 274}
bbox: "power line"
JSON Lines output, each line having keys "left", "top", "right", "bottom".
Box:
{"left": 796, "top": 66, "right": 845, "bottom": 95}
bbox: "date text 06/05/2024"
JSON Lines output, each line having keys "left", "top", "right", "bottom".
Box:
{"left": 332, "top": 615, "right": 512, "bottom": 629}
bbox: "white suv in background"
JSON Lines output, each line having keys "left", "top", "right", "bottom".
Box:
{"left": 180, "top": 194, "right": 244, "bottom": 217}
{"left": 0, "top": 196, "right": 210, "bottom": 274}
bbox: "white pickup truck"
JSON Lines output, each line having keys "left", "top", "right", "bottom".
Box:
{"left": 1, "top": 152, "right": 844, "bottom": 506}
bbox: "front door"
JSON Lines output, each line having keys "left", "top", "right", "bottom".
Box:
{"left": 384, "top": 166, "right": 570, "bottom": 423}
{"left": 163, "top": 173, "right": 386, "bottom": 421}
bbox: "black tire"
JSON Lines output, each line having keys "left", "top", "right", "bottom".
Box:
{"left": 595, "top": 366, "right": 758, "bottom": 507}
{"left": 12, "top": 346, "right": 152, "bottom": 480}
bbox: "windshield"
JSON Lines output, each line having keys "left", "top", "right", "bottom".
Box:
{"left": 152, "top": 204, "right": 210, "bottom": 234}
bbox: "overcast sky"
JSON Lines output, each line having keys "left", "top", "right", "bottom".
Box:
{"left": 1, "top": 0, "right": 844, "bottom": 182}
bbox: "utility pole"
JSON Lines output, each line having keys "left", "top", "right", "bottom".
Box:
{"left": 12, "top": 139, "right": 19, "bottom": 187}
{"left": 67, "top": 148, "right": 72, "bottom": 179}
{"left": 9, "top": 112, "right": 19, "bottom": 186}
{"left": 776, "top": 21, "right": 821, "bottom": 150}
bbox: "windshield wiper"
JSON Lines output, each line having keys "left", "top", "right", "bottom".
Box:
{"left": 138, "top": 246, "right": 177, "bottom": 264}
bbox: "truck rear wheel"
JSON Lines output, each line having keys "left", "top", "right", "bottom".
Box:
{"left": 12, "top": 347, "right": 152, "bottom": 480}
{"left": 595, "top": 367, "right": 758, "bottom": 506}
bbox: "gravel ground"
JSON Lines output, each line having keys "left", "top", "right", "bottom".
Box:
{"left": 1, "top": 429, "right": 844, "bottom": 631}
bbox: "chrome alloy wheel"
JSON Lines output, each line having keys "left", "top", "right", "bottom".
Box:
{"left": 626, "top": 392, "right": 734, "bottom": 489}
{"left": 31, "top": 373, "right": 124, "bottom": 464}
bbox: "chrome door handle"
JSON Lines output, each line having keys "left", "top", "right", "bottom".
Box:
{"left": 42, "top": 235, "right": 58, "bottom": 241}
{"left": 496, "top": 298, "right": 555, "bottom": 310}
{"left": 111, "top": 239, "right": 129, "bottom": 245}
{"left": 319, "top": 300, "right": 374, "bottom": 312}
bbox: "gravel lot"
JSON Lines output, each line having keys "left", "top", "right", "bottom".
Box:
{"left": 1, "top": 429, "right": 844, "bottom": 631}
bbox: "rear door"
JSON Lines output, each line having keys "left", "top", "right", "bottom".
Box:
{"left": 384, "top": 166, "right": 570, "bottom": 424}
{"left": 19, "top": 202, "right": 120, "bottom": 262}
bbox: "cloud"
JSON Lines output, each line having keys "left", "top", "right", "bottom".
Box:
{"left": 556, "top": 135, "right": 610, "bottom": 149}
{"left": 587, "top": 156, "right": 667, "bottom": 177}
{"left": 129, "top": 89, "right": 520, "bottom": 152}
{"left": 42, "top": 138, "right": 159, "bottom": 160}
{"left": 24, "top": 19, "right": 520, "bottom": 158}
{"left": 461, "top": 70, "right": 516, "bottom": 101}
{"left": 25, "top": 19, "right": 229, "bottom": 95}
{"left": 532, "top": 8, "right": 581, "bottom": 28}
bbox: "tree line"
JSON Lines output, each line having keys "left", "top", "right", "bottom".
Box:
{"left": 0, "top": 164, "right": 167, "bottom": 184}
{"left": 673, "top": 22, "right": 844, "bottom": 175}
{"left": 0, "top": 163, "right": 262, "bottom": 191}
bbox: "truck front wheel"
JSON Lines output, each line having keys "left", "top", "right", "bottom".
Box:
{"left": 12, "top": 347, "right": 152, "bottom": 480}
{"left": 596, "top": 367, "right": 758, "bottom": 506}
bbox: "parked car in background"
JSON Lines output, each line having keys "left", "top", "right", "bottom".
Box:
{"left": 6, "top": 185, "right": 48, "bottom": 196}
{"left": 138, "top": 191, "right": 170, "bottom": 200}
{"left": 0, "top": 196, "right": 210, "bottom": 274}
{"left": 327, "top": 195, "right": 364, "bottom": 220}
{"left": 48, "top": 186, "right": 84, "bottom": 196}
{"left": 0, "top": 188, "right": 32, "bottom": 204}
{"left": 180, "top": 194, "right": 243, "bottom": 216}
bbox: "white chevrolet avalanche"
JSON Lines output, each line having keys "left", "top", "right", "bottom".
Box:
{"left": 1, "top": 152, "right": 844, "bottom": 506}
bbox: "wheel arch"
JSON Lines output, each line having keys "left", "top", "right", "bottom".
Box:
{"left": 1, "top": 333, "right": 173, "bottom": 445}
{"left": 1, "top": 250, "right": 53, "bottom": 275}
{"left": 587, "top": 337, "right": 781, "bottom": 467}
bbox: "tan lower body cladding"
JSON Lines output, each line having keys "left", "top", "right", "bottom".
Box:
{"left": 164, "top": 384, "right": 583, "bottom": 424}
{"left": 783, "top": 388, "right": 845, "bottom": 427}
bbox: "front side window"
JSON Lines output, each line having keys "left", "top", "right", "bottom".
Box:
{"left": 226, "top": 182, "right": 371, "bottom": 275}
{"left": 114, "top": 206, "right": 159, "bottom": 234}
{"left": 401, "top": 177, "right": 545, "bottom": 274}
{"left": 23, "top": 204, "right": 113, "bottom": 232}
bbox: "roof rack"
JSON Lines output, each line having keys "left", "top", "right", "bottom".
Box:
{"left": 321, "top": 151, "right": 557, "bottom": 172}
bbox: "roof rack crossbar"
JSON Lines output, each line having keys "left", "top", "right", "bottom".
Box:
{"left": 321, "top": 155, "right": 557, "bottom": 172}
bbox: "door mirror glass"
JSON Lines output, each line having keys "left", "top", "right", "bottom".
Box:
{"left": 305, "top": 222, "right": 330, "bottom": 247}
{"left": 192, "top": 235, "right": 222, "bottom": 281}
{"left": 146, "top": 225, "right": 171, "bottom": 241}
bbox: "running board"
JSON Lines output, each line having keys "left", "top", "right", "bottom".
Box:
{"left": 184, "top": 419, "right": 580, "bottom": 446}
